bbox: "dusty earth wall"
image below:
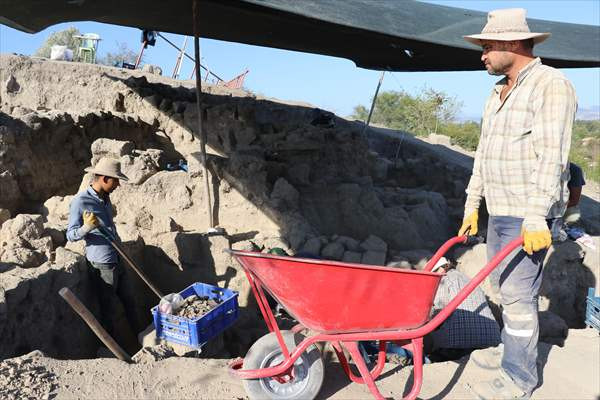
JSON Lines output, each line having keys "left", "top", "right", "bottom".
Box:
{"left": 1, "top": 54, "right": 598, "bottom": 361}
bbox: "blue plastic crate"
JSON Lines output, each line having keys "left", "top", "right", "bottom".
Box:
{"left": 152, "top": 282, "right": 239, "bottom": 348}
{"left": 585, "top": 287, "right": 600, "bottom": 332}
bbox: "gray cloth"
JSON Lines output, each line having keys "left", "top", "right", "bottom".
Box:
{"left": 430, "top": 269, "right": 501, "bottom": 350}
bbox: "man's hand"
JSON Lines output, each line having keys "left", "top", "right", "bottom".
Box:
{"left": 522, "top": 227, "right": 551, "bottom": 255}
{"left": 82, "top": 211, "right": 99, "bottom": 229}
{"left": 458, "top": 210, "right": 479, "bottom": 236}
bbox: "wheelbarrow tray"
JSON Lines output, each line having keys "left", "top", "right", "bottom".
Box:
{"left": 230, "top": 251, "right": 443, "bottom": 333}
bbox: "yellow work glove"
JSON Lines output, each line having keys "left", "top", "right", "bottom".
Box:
{"left": 82, "top": 210, "right": 99, "bottom": 229}
{"left": 458, "top": 210, "right": 478, "bottom": 236}
{"left": 521, "top": 227, "right": 551, "bottom": 256}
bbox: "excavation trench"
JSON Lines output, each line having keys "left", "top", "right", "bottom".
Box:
{"left": 3, "top": 56, "right": 593, "bottom": 368}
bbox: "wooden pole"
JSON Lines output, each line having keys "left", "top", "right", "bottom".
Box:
{"left": 193, "top": 0, "right": 215, "bottom": 229}
{"left": 361, "top": 71, "right": 386, "bottom": 139}
{"left": 59, "top": 288, "right": 132, "bottom": 363}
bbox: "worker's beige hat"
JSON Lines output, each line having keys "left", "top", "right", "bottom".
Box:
{"left": 463, "top": 8, "right": 550, "bottom": 45}
{"left": 85, "top": 157, "right": 129, "bottom": 181}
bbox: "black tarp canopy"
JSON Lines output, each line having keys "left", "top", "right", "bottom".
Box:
{"left": 1, "top": 0, "right": 599, "bottom": 71}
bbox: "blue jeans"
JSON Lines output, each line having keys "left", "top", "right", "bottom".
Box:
{"left": 487, "top": 216, "right": 546, "bottom": 396}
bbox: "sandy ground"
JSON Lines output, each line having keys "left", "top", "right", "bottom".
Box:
{"left": 8, "top": 328, "right": 596, "bottom": 399}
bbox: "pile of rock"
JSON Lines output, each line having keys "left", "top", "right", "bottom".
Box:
{"left": 175, "top": 295, "right": 221, "bottom": 319}
{"left": 0, "top": 351, "right": 56, "bottom": 400}
{"left": 296, "top": 234, "right": 388, "bottom": 265}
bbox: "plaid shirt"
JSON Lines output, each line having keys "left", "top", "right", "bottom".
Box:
{"left": 465, "top": 58, "right": 577, "bottom": 231}
{"left": 431, "top": 269, "right": 500, "bottom": 349}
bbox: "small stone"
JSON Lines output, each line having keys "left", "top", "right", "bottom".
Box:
{"left": 335, "top": 236, "right": 361, "bottom": 252}
{"left": 342, "top": 251, "right": 362, "bottom": 263}
{"left": 361, "top": 250, "right": 386, "bottom": 266}
{"left": 360, "top": 235, "right": 388, "bottom": 252}
{"left": 298, "top": 237, "right": 321, "bottom": 257}
{"left": 320, "top": 242, "right": 344, "bottom": 260}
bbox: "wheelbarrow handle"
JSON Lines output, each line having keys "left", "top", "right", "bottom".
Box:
{"left": 422, "top": 235, "right": 484, "bottom": 272}
{"left": 422, "top": 235, "right": 464, "bottom": 272}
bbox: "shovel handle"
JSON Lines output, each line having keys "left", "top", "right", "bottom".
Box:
{"left": 96, "top": 225, "right": 163, "bottom": 299}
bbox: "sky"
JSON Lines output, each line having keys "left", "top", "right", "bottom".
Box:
{"left": 0, "top": 0, "right": 599, "bottom": 121}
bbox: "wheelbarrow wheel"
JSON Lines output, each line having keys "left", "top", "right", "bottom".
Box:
{"left": 243, "top": 330, "right": 324, "bottom": 400}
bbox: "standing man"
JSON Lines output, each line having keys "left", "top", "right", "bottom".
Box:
{"left": 459, "top": 8, "right": 577, "bottom": 399}
{"left": 67, "top": 157, "right": 138, "bottom": 352}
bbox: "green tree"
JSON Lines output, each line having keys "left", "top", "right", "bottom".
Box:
{"left": 571, "top": 120, "right": 600, "bottom": 182}
{"left": 350, "top": 105, "right": 369, "bottom": 122}
{"left": 350, "top": 88, "right": 462, "bottom": 135}
{"left": 98, "top": 42, "right": 141, "bottom": 66}
{"left": 34, "top": 27, "right": 81, "bottom": 58}
{"left": 438, "top": 121, "right": 481, "bottom": 150}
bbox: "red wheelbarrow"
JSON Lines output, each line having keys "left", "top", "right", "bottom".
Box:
{"left": 227, "top": 235, "right": 523, "bottom": 400}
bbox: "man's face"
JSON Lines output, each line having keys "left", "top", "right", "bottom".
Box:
{"left": 480, "top": 40, "right": 515, "bottom": 76}
{"left": 100, "top": 176, "right": 120, "bottom": 193}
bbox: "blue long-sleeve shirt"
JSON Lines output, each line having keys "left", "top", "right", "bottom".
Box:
{"left": 66, "top": 187, "right": 119, "bottom": 263}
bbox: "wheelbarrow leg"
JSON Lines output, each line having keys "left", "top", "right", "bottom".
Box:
{"left": 344, "top": 341, "right": 386, "bottom": 400}
{"left": 333, "top": 341, "right": 387, "bottom": 384}
{"left": 404, "top": 337, "right": 424, "bottom": 400}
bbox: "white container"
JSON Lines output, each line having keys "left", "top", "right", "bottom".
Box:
{"left": 50, "top": 45, "right": 73, "bottom": 61}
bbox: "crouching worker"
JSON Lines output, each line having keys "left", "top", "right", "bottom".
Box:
{"left": 66, "top": 157, "right": 139, "bottom": 354}
{"left": 427, "top": 258, "right": 501, "bottom": 362}
{"left": 565, "top": 162, "right": 585, "bottom": 225}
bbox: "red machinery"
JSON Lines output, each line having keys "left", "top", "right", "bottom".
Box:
{"left": 228, "top": 235, "right": 523, "bottom": 400}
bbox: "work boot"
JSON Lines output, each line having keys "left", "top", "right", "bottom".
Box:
{"left": 470, "top": 343, "right": 503, "bottom": 370}
{"left": 468, "top": 368, "right": 529, "bottom": 400}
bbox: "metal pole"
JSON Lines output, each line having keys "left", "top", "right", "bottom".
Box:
{"left": 361, "top": 71, "right": 386, "bottom": 139}
{"left": 172, "top": 36, "right": 188, "bottom": 79}
{"left": 157, "top": 32, "right": 224, "bottom": 82}
{"left": 193, "top": 0, "right": 216, "bottom": 229}
{"left": 134, "top": 40, "right": 146, "bottom": 69}
{"left": 59, "top": 288, "right": 132, "bottom": 363}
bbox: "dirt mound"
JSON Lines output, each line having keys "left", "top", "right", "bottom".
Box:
{"left": 0, "top": 351, "right": 56, "bottom": 400}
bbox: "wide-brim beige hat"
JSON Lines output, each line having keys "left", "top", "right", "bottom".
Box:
{"left": 464, "top": 8, "right": 550, "bottom": 46}
{"left": 85, "top": 157, "right": 129, "bottom": 181}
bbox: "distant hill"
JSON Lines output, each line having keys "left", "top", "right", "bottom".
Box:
{"left": 576, "top": 105, "right": 600, "bottom": 121}
{"left": 459, "top": 105, "right": 600, "bottom": 122}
